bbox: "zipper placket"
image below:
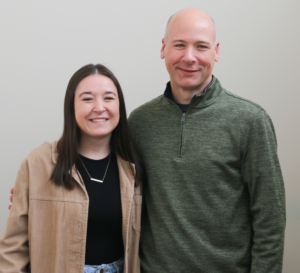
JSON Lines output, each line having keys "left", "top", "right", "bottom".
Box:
{"left": 165, "top": 89, "right": 206, "bottom": 158}
{"left": 179, "top": 112, "right": 186, "bottom": 156}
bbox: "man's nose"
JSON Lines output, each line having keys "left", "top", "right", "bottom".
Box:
{"left": 182, "top": 46, "right": 197, "bottom": 63}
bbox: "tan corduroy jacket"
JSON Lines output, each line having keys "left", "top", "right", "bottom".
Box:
{"left": 0, "top": 142, "right": 142, "bottom": 273}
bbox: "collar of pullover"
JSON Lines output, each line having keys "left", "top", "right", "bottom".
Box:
{"left": 163, "top": 75, "right": 223, "bottom": 109}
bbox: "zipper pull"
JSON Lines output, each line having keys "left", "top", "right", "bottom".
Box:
{"left": 181, "top": 113, "right": 186, "bottom": 123}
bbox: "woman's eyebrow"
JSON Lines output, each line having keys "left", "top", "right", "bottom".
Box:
{"left": 104, "top": 91, "right": 117, "bottom": 96}
{"left": 79, "top": 91, "right": 92, "bottom": 97}
{"left": 79, "top": 91, "right": 117, "bottom": 97}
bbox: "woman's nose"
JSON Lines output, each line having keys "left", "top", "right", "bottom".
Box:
{"left": 93, "top": 101, "right": 106, "bottom": 113}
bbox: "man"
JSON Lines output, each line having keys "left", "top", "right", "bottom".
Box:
{"left": 128, "top": 8, "right": 286, "bottom": 273}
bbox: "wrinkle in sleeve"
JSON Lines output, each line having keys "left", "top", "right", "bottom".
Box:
{"left": 241, "top": 110, "right": 286, "bottom": 273}
{"left": 0, "top": 160, "right": 30, "bottom": 272}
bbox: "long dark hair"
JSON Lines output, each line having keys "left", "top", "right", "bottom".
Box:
{"left": 51, "top": 64, "right": 143, "bottom": 189}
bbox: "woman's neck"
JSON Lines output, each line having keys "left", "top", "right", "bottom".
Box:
{"left": 77, "top": 134, "right": 111, "bottom": 160}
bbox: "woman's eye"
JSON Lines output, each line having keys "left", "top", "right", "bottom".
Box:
{"left": 105, "top": 97, "right": 114, "bottom": 101}
{"left": 83, "top": 98, "right": 92, "bottom": 101}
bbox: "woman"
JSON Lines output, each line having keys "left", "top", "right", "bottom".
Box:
{"left": 0, "top": 64, "right": 143, "bottom": 273}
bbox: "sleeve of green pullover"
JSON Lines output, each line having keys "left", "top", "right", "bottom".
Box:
{"left": 241, "top": 110, "right": 286, "bottom": 273}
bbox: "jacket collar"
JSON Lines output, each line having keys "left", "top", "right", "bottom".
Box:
{"left": 50, "top": 140, "right": 135, "bottom": 188}
{"left": 51, "top": 141, "right": 58, "bottom": 164}
{"left": 164, "top": 75, "right": 223, "bottom": 109}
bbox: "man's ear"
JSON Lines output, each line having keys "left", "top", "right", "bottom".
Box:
{"left": 215, "top": 42, "right": 220, "bottom": 62}
{"left": 161, "top": 38, "right": 166, "bottom": 59}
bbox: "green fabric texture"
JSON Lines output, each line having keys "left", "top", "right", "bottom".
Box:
{"left": 128, "top": 76, "right": 286, "bottom": 273}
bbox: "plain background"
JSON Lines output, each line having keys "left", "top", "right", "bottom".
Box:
{"left": 0, "top": 1, "right": 299, "bottom": 272}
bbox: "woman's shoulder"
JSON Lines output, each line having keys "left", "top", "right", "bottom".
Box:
{"left": 14, "top": 141, "right": 58, "bottom": 184}
{"left": 116, "top": 155, "right": 135, "bottom": 177}
{"left": 116, "top": 155, "right": 142, "bottom": 193}
{"left": 22, "top": 141, "right": 58, "bottom": 168}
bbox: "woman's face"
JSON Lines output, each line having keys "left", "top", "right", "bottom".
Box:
{"left": 74, "top": 74, "right": 120, "bottom": 142}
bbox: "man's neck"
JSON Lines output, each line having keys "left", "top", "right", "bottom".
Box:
{"left": 170, "top": 75, "right": 212, "bottom": 104}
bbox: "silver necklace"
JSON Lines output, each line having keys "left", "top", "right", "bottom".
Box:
{"left": 78, "top": 153, "right": 111, "bottom": 183}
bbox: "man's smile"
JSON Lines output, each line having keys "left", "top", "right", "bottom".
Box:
{"left": 177, "top": 67, "right": 200, "bottom": 75}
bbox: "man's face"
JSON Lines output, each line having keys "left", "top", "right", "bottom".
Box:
{"left": 161, "top": 15, "right": 219, "bottom": 92}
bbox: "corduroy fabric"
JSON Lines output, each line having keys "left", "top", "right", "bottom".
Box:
{"left": 0, "top": 142, "right": 142, "bottom": 273}
{"left": 128, "top": 76, "right": 285, "bottom": 273}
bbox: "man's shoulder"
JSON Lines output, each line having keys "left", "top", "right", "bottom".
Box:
{"left": 223, "top": 90, "right": 264, "bottom": 112}
{"left": 128, "top": 95, "right": 164, "bottom": 123}
{"left": 220, "top": 89, "right": 267, "bottom": 121}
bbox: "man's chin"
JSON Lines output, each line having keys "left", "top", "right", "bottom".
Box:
{"left": 175, "top": 80, "right": 203, "bottom": 92}
{"left": 174, "top": 75, "right": 212, "bottom": 92}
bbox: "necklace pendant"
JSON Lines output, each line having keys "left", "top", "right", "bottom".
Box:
{"left": 90, "top": 178, "right": 103, "bottom": 183}
{"left": 78, "top": 153, "right": 111, "bottom": 184}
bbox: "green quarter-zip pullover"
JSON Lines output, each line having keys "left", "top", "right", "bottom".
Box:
{"left": 128, "top": 76, "right": 285, "bottom": 273}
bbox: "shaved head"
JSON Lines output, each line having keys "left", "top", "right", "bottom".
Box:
{"left": 160, "top": 7, "right": 220, "bottom": 102}
{"left": 164, "top": 8, "right": 217, "bottom": 44}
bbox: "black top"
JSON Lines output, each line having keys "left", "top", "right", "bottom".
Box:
{"left": 76, "top": 153, "right": 124, "bottom": 265}
{"left": 163, "top": 76, "right": 214, "bottom": 113}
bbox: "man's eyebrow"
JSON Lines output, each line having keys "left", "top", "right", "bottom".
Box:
{"left": 171, "top": 39, "right": 210, "bottom": 44}
{"left": 197, "top": 41, "right": 210, "bottom": 45}
{"left": 171, "top": 39, "right": 186, "bottom": 43}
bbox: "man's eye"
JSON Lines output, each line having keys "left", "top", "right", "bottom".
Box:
{"left": 198, "top": 45, "right": 207, "bottom": 49}
{"left": 175, "top": 44, "right": 185, "bottom": 48}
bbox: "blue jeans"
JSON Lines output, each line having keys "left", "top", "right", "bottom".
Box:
{"left": 83, "top": 258, "right": 124, "bottom": 273}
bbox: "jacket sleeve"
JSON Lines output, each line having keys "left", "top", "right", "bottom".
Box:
{"left": 241, "top": 110, "right": 286, "bottom": 273}
{"left": 0, "top": 160, "right": 30, "bottom": 272}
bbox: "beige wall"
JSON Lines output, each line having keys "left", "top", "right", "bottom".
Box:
{"left": 0, "top": 1, "right": 299, "bottom": 272}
